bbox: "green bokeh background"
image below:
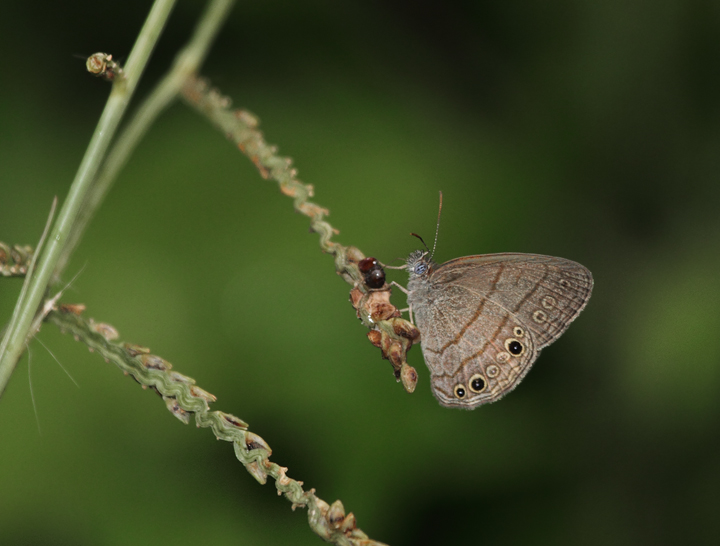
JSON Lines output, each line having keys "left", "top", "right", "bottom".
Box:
{"left": 2, "top": 1, "right": 719, "bottom": 545}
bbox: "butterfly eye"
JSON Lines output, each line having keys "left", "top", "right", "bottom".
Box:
{"left": 513, "top": 326, "right": 524, "bottom": 337}
{"left": 414, "top": 262, "right": 428, "bottom": 275}
{"left": 505, "top": 338, "right": 525, "bottom": 356}
{"left": 469, "top": 374, "right": 486, "bottom": 393}
{"left": 454, "top": 384, "right": 466, "bottom": 398}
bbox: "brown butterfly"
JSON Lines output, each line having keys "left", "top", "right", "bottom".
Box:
{"left": 406, "top": 250, "right": 593, "bottom": 408}
{"left": 402, "top": 195, "right": 593, "bottom": 409}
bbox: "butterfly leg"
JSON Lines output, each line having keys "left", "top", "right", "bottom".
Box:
{"left": 395, "top": 305, "right": 411, "bottom": 316}
{"left": 387, "top": 281, "right": 415, "bottom": 323}
{"left": 389, "top": 280, "right": 409, "bottom": 294}
{"left": 389, "top": 281, "right": 415, "bottom": 323}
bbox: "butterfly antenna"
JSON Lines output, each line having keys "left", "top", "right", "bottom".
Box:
{"left": 410, "top": 233, "right": 430, "bottom": 252}
{"left": 430, "top": 191, "right": 443, "bottom": 260}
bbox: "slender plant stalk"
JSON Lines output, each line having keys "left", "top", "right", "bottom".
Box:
{"left": 57, "top": 0, "right": 236, "bottom": 277}
{"left": 0, "top": 199, "right": 56, "bottom": 390}
{"left": 0, "top": 0, "right": 177, "bottom": 398}
{"left": 48, "top": 307, "right": 387, "bottom": 546}
{"left": 1, "top": 2, "right": 407, "bottom": 541}
{"left": 180, "top": 77, "right": 420, "bottom": 390}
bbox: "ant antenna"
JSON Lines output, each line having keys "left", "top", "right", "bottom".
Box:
{"left": 430, "top": 191, "right": 443, "bottom": 260}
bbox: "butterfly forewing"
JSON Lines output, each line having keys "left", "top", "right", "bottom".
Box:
{"left": 433, "top": 254, "right": 593, "bottom": 348}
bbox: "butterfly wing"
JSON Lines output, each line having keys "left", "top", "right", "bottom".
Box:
{"left": 409, "top": 253, "right": 593, "bottom": 409}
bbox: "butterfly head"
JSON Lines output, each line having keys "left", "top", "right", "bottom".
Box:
{"left": 406, "top": 250, "right": 434, "bottom": 280}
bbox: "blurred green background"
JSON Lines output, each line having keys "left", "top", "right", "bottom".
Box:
{"left": 2, "top": 1, "right": 719, "bottom": 545}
